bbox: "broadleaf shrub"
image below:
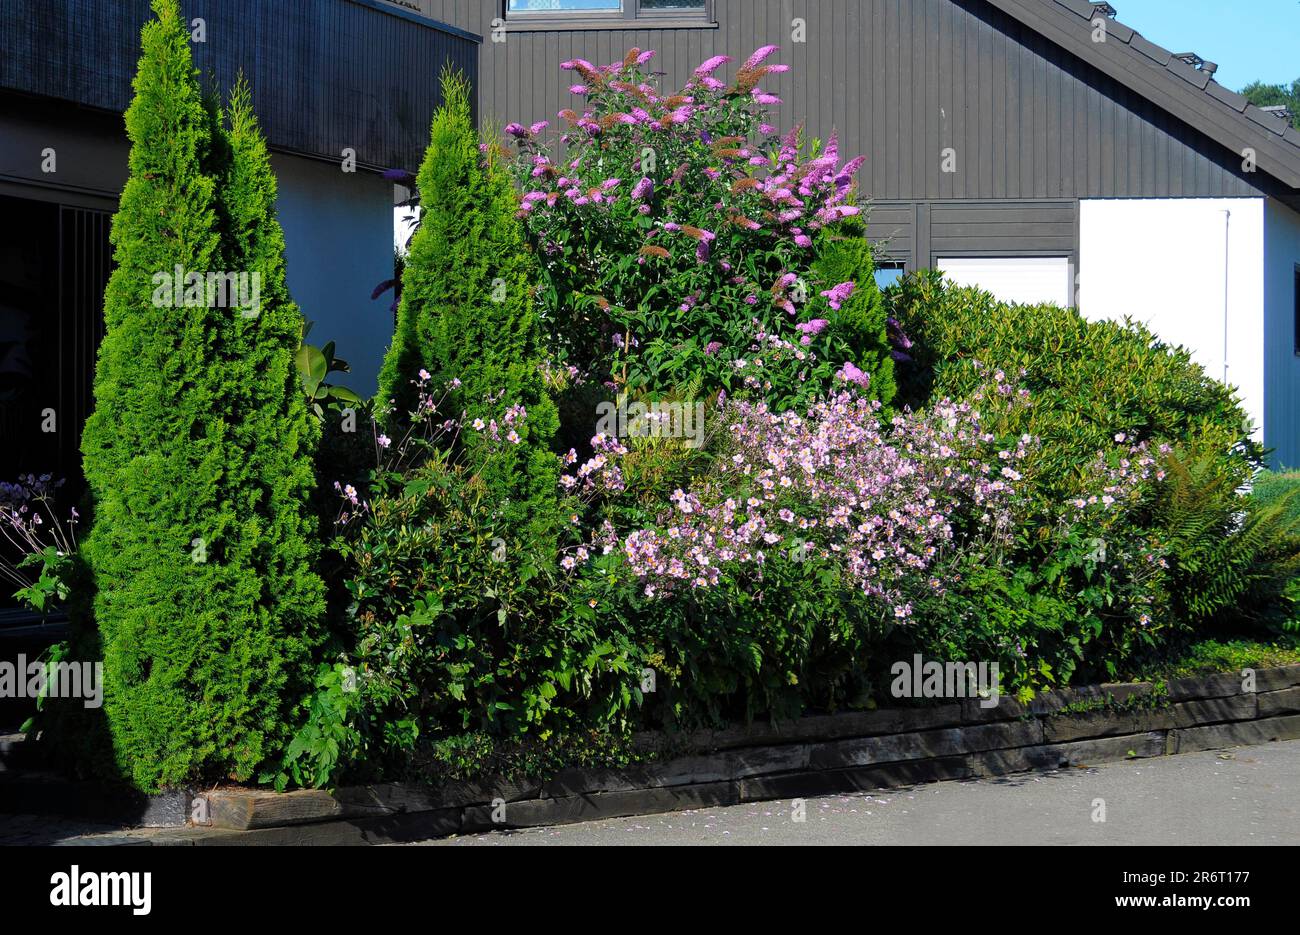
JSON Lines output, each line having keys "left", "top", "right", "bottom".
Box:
{"left": 281, "top": 378, "right": 639, "bottom": 787}
{"left": 887, "top": 273, "right": 1297, "bottom": 690}
{"left": 888, "top": 271, "right": 1263, "bottom": 488}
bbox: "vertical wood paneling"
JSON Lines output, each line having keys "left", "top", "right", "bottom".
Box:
{"left": 5, "top": 0, "right": 1274, "bottom": 199}
{"left": 2, "top": 0, "right": 479, "bottom": 171}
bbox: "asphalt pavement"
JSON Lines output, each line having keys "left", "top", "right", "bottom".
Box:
{"left": 413, "top": 739, "right": 1300, "bottom": 846}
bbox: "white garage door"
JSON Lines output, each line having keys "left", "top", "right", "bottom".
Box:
{"left": 936, "top": 256, "right": 1072, "bottom": 307}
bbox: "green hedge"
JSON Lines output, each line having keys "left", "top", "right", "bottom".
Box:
{"left": 889, "top": 271, "right": 1262, "bottom": 492}
{"left": 885, "top": 272, "right": 1298, "bottom": 690}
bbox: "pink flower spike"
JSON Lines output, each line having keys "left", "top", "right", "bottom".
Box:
{"left": 742, "top": 45, "right": 780, "bottom": 69}
{"left": 694, "top": 54, "right": 731, "bottom": 78}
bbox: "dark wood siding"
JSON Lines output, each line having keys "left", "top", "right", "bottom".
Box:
{"left": 929, "top": 199, "right": 1076, "bottom": 254}
{"left": 423, "top": 0, "right": 1269, "bottom": 201}
{"left": 0, "top": 0, "right": 479, "bottom": 171}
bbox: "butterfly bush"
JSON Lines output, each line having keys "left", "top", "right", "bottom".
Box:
{"left": 505, "top": 46, "right": 883, "bottom": 408}
{"left": 562, "top": 371, "right": 1036, "bottom": 618}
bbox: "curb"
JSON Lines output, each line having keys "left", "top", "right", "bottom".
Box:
{"left": 6, "top": 664, "right": 1300, "bottom": 845}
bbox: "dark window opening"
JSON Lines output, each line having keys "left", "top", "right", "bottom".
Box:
{"left": 1294, "top": 264, "right": 1300, "bottom": 356}
{"left": 0, "top": 196, "right": 110, "bottom": 615}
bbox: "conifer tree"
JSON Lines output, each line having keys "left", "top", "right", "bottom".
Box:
{"left": 378, "top": 69, "right": 559, "bottom": 544}
{"left": 80, "top": 0, "right": 322, "bottom": 789}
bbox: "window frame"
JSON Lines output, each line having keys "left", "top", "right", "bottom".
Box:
{"left": 502, "top": 0, "right": 715, "bottom": 31}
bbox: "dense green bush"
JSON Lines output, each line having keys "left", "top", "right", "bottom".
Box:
{"left": 889, "top": 271, "right": 1262, "bottom": 487}
{"left": 1252, "top": 471, "right": 1300, "bottom": 525}
{"left": 281, "top": 414, "right": 640, "bottom": 788}
{"left": 575, "top": 542, "right": 885, "bottom": 727}
{"left": 285, "top": 75, "right": 609, "bottom": 787}
{"left": 887, "top": 272, "right": 1298, "bottom": 692}
{"left": 79, "top": 0, "right": 322, "bottom": 790}
{"left": 1240, "top": 471, "right": 1300, "bottom": 639}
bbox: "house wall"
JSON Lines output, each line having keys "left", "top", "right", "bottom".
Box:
{"left": 0, "top": 98, "right": 395, "bottom": 400}
{"left": 0, "top": 0, "right": 479, "bottom": 172}
{"left": 1078, "top": 197, "right": 1267, "bottom": 452}
{"left": 418, "top": 0, "right": 1273, "bottom": 205}
{"left": 1263, "top": 199, "right": 1300, "bottom": 469}
{"left": 274, "top": 155, "right": 395, "bottom": 396}
{"left": 0, "top": 95, "right": 125, "bottom": 210}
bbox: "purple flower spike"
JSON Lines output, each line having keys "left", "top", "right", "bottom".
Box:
{"left": 742, "top": 45, "right": 780, "bottom": 69}
{"left": 694, "top": 55, "right": 731, "bottom": 78}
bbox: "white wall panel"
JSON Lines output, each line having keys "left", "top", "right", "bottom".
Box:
{"left": 1080, "top": 197, "right": 1266, "bottom": 452}
{"left": 936, "top": 256, "right": 1073, "bottom": 306}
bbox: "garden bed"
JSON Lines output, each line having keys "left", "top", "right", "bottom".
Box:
{"left": 8, "top": 9, "right": 1300, "bottom": 814}
{"left": 8, "top": 664, "right": 1292, "bottom": 845}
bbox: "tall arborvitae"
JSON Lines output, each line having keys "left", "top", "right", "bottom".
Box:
{"left": 378, "top": 69, "right": 559, "bottom": 544}
{"left": 206, "top": 75, "right": 324, "bottom": 768}
{"left": 81, "top": 0, "right": 322, "bottom": 790}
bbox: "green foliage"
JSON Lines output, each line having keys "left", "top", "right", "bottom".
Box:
{"left": 378, "top": 68, "right": 559, "bottom": 545}
{"left": 79, "top": 3, "right": 322, "bottom": 790}
{"left": 1248, "top": 470, "right": 1300, "bottom": 639}
{"left": 277, "top": 662, "right": 365, "bottom": 789}
{"left": 1156, "top": 456, "right": 1300, "bottom": 628}
{"left": 13, "top": 546, "right": 74, "bottom": 614}
{"left": 884, "top": 272, "right": 1284, "bottom": 693}
{"left": 1141, "top": 639, "right": 1300, "bottom": 680}
{"left": 1239, "top": 79, "right": 1300, "bottom": 130}
{"left": 296, "top": 321, "right": 363, "bottom": 420}
{"left": 282, "top": 452, "right": 641, "bottom": 787}
{"left": 508, "top": 51, "right": 890, "bottom": 412}
{"left": 888, "top": 272, "right": 1262, "bottom": 492}
{"left": 1252, "top": 471, "right": 1300, "bottom": 524}
{"left": 811, "top": 221, "right": 896, "bottom": 410}
{"left": 574, "top": 545, "right": 885, "bottom": 728}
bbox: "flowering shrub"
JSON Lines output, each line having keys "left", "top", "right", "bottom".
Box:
{"left": 506, "top": 46, "right": 894, "bottom": 410}
{"left": 887, "top": 275, "right": 1300, "bottom": 687}
{"left": 567, "top": 385, "right": 1027, "bottom": 618}
{"left": 539, "top": 373, "right": 1041, "bottom": 724}
{"left": 279, "top": 372, "right": 639, "bottom": 788}
{"left": 0, "top": 474, "right": 79, "bottom": 614}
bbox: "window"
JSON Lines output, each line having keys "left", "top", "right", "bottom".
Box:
{"left": 873, "top": 263, "right": 905, "bottom": 291}
{"left": 505, "top": 0, "right": 709, "bottom": 27}
{"left": 936, "top": 256, "right": 1073, "bottom": 307}
{"left": 1294, "top": 264, "right": 1300, "bottom": 355}
{"left": 508, "top": 1, "right": 622, "bottom": 11}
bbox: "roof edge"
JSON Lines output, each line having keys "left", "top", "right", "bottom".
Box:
{"left": 984, "top": 0, "right": 1300, "bottom": 191}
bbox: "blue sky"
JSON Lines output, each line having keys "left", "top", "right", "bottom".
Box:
{"left": 1110, "top": 0, "right": 1299, "bottom": 89}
